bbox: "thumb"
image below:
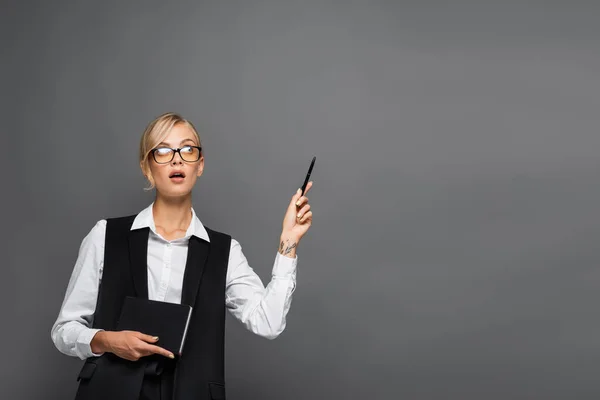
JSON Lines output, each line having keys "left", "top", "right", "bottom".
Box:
{"left": 136, "top": 332, "right": 159, "bottom": 343}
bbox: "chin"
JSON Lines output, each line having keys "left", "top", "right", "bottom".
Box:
{"left": 158, "top": 185, "right": 193, "bottom": 198}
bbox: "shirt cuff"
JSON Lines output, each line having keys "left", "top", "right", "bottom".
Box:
{"left": 273, "top": 251, "right": 297, "bottom": 277}
{"left": 77, "top": 328, "right": 105, "bottom": 359}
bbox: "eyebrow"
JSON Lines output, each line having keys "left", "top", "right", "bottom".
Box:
{"left": 156, "top": 138, "right": 197, "bottom": 147}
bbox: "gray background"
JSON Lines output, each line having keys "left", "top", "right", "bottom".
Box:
{"left": 3, "top": 0, "right": 600, "bottom": 399}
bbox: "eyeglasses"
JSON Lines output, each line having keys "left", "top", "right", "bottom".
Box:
{"left": 151, "top": 145, "right": 202, "bottom": 164}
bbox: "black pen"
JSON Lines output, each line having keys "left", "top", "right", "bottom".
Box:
{"left": 300, "top": 156, "right": 316, "bottom": 196}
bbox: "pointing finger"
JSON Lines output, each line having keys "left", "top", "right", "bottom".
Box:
{"left": 144, "top": 343, "right": 175, "bottom": 359}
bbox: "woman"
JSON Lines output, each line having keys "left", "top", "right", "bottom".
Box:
{"left": 51, "top": 112, "right": 314, "bottom": 400}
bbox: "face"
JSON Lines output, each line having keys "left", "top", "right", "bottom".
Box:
{"left": 146, "top": 123, "right": 204, "bottom": 199}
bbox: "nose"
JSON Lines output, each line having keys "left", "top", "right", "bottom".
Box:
{"left": 171, "top": 151, "right": 183, "bottom": 165}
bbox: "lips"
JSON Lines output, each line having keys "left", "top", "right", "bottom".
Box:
{"left": 169, "top": 171, "right": 186, "bottom": 178}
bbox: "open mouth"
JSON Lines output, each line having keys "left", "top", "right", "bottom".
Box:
{"left": 169, "top": 171, "right": 186, "bottom": 179}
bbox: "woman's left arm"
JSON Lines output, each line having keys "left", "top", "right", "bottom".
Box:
{"left": 225, "top": 182, "right": 313, "bottom": 339}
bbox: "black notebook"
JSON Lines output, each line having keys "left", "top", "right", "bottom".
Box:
{"left": 116, "top": 296, "right": 193, "bottom": 356}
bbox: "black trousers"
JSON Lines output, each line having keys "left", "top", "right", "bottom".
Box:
{"left": 138, "top": 358, "right": 176, "bottom": 400}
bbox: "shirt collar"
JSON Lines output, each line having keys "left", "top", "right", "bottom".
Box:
{"left": 130, "top": 202, "right": 210, "bottom": 242}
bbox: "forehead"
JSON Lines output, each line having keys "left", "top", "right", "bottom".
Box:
{"left": 162, "top": 123, "right": 198, "bottom": 145}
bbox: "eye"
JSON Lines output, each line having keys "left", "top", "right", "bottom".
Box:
{"left": 180, "top": 146, "right": 194, "bottom": 154}
{"left": 154, "top": 147, "right": 172, "bottom": 155}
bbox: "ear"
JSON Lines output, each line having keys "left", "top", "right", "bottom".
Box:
{"left": 140, "top": 161, "right": 154, "bottom": 185}
{"left": 196, "top": 157, "right": 204, "bottom": 177}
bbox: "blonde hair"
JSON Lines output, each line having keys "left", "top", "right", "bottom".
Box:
{"left": 139, "top": 112, "right": 203, "bottom": 190}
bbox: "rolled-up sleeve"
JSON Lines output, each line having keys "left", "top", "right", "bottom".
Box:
{"left": 225, "top": 238, "right": 297, "bottom": 339}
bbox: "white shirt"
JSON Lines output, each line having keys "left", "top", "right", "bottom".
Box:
{"left": 51, "top": 203, "right": 297, "bottom": 360}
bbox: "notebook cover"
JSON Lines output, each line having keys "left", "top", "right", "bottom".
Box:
{"left": 116, "top": 296, "right": 193, "bottom": 356}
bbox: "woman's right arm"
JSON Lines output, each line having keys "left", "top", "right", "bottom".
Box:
{"left": 51, "top": 220, "right": 174, "bottom": 361}
{"left": 50, "top": 220, "right": 107, "bottom": 360}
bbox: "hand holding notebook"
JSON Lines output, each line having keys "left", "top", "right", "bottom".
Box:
{"left": 116, "top": 296, "right": 193, "bottom": 357}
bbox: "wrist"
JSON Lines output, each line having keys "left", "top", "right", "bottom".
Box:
{"left": 278, "top": 233, "right": 299, "bottom": 258}
{"left": 90, "top": 330, "right": 110, "bottom": 354}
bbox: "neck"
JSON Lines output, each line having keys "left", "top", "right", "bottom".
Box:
{"left": 152, "top": 195, "right": 193, "bottom": 233}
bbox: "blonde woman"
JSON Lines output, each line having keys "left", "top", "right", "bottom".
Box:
{"left": 51, "top": 112, "right": 314, "bottom": 400}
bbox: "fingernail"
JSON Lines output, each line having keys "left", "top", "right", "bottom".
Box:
{"left": 169, "top": 354, "right": 175, "bottom": 359}
{"left": 295, "top": 201, "right": 300, "bottom": 206}
{"left": 297, "top": 213, "right": 302, "bottom": 218}
{"left": 297, "top": 188, "right": 301, "bottom": 194}
{"left": 153, "top": 336, "right": 159, "bottom": 341}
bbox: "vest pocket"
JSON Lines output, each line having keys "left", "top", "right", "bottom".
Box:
{"left": 76, "top": 359, "right": 98, "bottom": 381}
{"left": 208, "top": 381, "right": 226, "bottom": 399}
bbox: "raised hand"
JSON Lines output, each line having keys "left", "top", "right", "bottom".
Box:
{"left": 279, "top": 181, "right": 314, "bottom": 258}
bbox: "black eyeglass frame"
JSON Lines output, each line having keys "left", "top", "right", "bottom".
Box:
{"left": 150, "top": 145, "right": 202, "bottom": 164}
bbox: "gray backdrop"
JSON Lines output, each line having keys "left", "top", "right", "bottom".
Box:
{"left": 3, "top": 0, "right": 600, "bottom": 399}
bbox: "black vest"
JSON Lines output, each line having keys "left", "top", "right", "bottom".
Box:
{"left": 74, "top": 214, "right": 231, "bottom": 400}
